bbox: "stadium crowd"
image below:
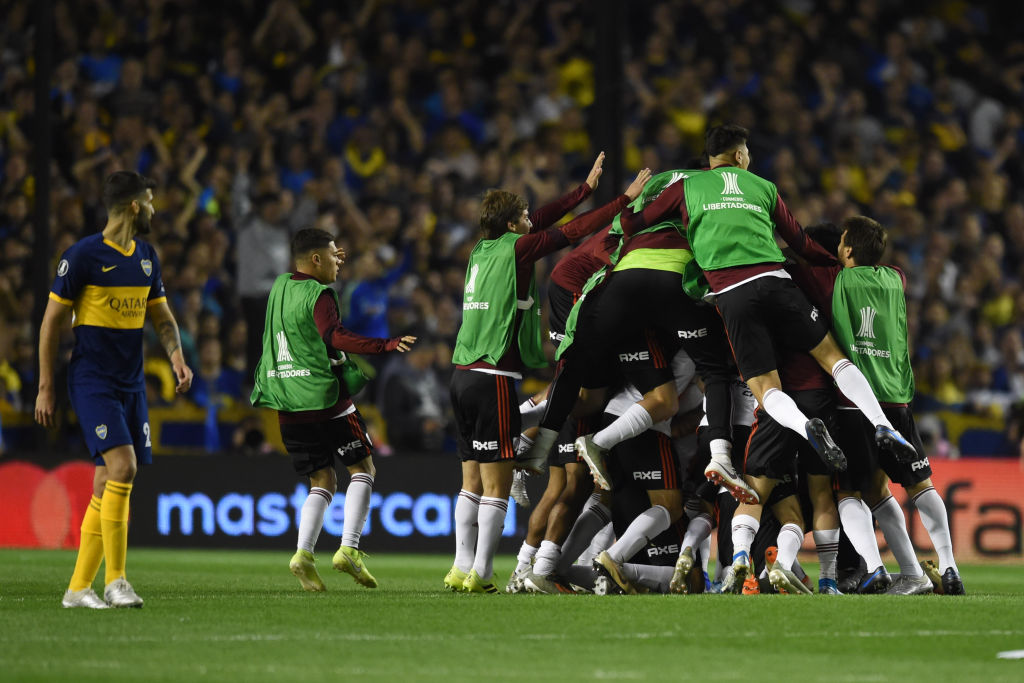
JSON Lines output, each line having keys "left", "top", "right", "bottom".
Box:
{"left": 0, "top": 0, "right": 1022, "bottom": 457}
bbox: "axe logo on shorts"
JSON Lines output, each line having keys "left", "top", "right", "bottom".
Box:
{"left": 911, "top": 457, "right": 930, "bottom": 471}
{"left": 557, "top": 443, "right": 575, "bottom": 454}
{"left": 632, "top": 470, "right": 662, "bottom": 481}
{"left": 618, "top": 351, "right": 650, "bottom": 362}
{"left": 646, "top": 543, "right": 680, "bottom": 557}
{"left": 472, "top": 440, "right": 498, "bottom": 451}
{"left": 677, "top": 328, "right": 708, "bottom": 339}
{"left": 337, "top": 440, "right": 364, "bottom": 456}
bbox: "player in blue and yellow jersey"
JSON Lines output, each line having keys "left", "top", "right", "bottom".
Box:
{"left": 35, "top": 171, "right": 193, "bottom": 609}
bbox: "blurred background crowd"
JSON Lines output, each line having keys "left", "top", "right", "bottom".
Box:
{"left": 1, "top": 0, "right": 1022, "bottom": 458}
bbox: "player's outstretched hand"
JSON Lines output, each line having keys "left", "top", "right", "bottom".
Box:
{"left": 387, "top": 335, "right": 418, "bottom": 352}
{"left": 585, "top": 151, "right": 605, "bottom": 190}
{"left": 34, "top": 385, "right": 56, "bottom": 429}
{"left": 625, "top": 168, "right": 653, "bottom": 201}
{"left": 173, "top": 362, "right": 194, "bottom": 393}
{"left": 335, "top": 246, "right": 346, "bottom": 264}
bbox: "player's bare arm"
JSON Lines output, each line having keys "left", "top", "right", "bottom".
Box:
{"left": 585, "top": 151, "right": 605, "bottom": 190}
{"left": 148, "top": 300, "right": 194, "bottom": 393}
{"left": 34, "top": 297, "right": 74, "bottom": 428}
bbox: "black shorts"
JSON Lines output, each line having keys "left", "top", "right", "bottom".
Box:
{"left": 604, "top": 412, "right": 681, "bottom": 492}
{"left": 450, "top": 369, "right": 519, "bottom": 463}
{"left": 280, "top": 410, "right": 373, "bottom": 476}
{"left": 834, "top": 406, "right": 931, "bottom": 491}
{"left": 715, "top": 276, "right": 829, "bottom": 381}
{"left": 743, "top": 388, "right": 836, "bottom": 480}
{"left": 548, "top": 282, "right": 577, "bottom": 345}
{"left": 549, "top": 417, "right": 586, "bottom": 467}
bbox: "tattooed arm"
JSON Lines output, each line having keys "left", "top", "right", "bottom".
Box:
{"left": 148, "top": 300, "right": 193, "bottom": 393}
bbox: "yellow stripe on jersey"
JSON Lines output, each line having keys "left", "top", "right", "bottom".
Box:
{"left": 49, "top": 292, "right": 74, "bottom": 306}
{"left": 72, "top": 285, "right": 152, "bottom": 329}
{"left": 147, "top": 296, "right": 167, "bottom": 307}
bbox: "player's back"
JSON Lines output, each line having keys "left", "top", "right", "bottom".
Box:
{"left": 50, "top": 233, "right": 166, "bottom": 392}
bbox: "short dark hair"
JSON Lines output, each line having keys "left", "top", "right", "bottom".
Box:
{"left": 479, "top": 189, "right": 528, "bottom": 239}
{"left": 705, "top": 124, "right": 750, "bottom": 158}
{"left": 102, "top": 171, "right": 156, "bottom": 214}
{"left": 291, "top": 228, "right": 335, "bottom": 259}
{"left": 805, "top": 222, "right": 843, "bottom": 256}
{"left": 840, "top": 215, "right": 886, "bottom": 266}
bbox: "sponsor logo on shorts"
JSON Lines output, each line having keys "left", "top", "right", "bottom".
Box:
{"left": 646, "top": 543, "right": 680, "bottom": 557}
{"left": 810, "top": 307, "right": 819, "bottom": 321}
{"left": 95, "top": 424, "right": 108, "bottom": 440}
{"left": 337, "top": 440, "right": 364, "bottom": 456}
{"left": 557, "top": 443, "right": 575, "bottom": 454}
{"left": 472, "top": 440, "right": 498, "bottom": 451}
{"left": 632, "top": 470, "right": 662, "bottom": 481}
{"left": 618, "top": 351, "right": 650, "bottom": 362}
{"left": 549, "top": 331, "right": 565, "bottom": 342}
{"left": 911, "top": 457, "right": 930, "bottom": 472}
{"left": 677, "top": 327, "right": 708, "bottom": 339}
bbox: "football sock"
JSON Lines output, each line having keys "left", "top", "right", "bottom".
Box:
{"left": 813, "top": 528, "right": 840, "bottom": 580}
{"left": 341, "top": 473, "right": 373, "bottom": 549}
{"left": 556, "top": 494, "right": 611, "bottom": 573}
{"left": 709, "top": 438, "right": 732, "bottom": 458}
{"left": 699, "top": 535, "right": 712, "bottom": 575}
{"left": 533, "top": 540, "right": 562, "bottom": 577}
{"left": 775, "top": 523, "right": 804, "bottom": 571}
{"left": 529, "top": 427, "right": 559, "bottom": 464}
{"left": 761, "top": 388, "right": 812, "bottom": 438}
{"left": 731, "top": 514, "right": 760, "bottom": 559}
{"left": 579, "top": 522, "right": 616, "bottom": 568}
{"left": 519, "top": 398, "right": 547, "bottom": 430}
{"left": 454, "top": 490, "right": 480, "bottom": 573}
{"left": 837, "top": 497, "right": 884, "bottom": 570}
{"left": 472, "top": 496, "right": 508, "bottom": 581}
{"left": 297, "top": 487, "right": 333, "bottom": 553}
{"left": 912, "top": 486, "right": 958, "bottom": 573}
{"left": 871, "top": 496, "right": 923, "bottom": 577}
{"left": 68, "top": 495, "right": 104, "bottom": 591}
{"left": 682, "top": 513, "right": 714, "bottom": 551}
{"left": 830, "top": 360, "right": 893, "bottom": 430}
{"left": 593, "top": 404, "right": 654, "bottom": 451}
{"left": 101, "top": 480, "right": 132, "bottom": 584}
{"left": 607, "top": 505, "right": 671, "bottom": 564}
{"left": 563, "top": 564, "right": 598, "bottom": 592}
{"left": 792, "top": 561, "right": 808, "bottom": 581}
{"left": 516, "top": 543, "right": 538, "bottom": 573}
{"left": 620, "top": 563, "right": 674, "bottom": 593}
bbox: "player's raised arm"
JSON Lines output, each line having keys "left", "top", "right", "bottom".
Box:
{"left": 34, "top": 298, "right": 74, "bottom": 428}
{"left": 148, "top": 300, "right": 193, "bottom": 393}
{"left": 528, "top": 151, "right": 605, "bottom": 231}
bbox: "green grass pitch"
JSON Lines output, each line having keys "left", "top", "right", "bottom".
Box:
{"left": 1, "top": 549, "right": 1022, "bottom": 682}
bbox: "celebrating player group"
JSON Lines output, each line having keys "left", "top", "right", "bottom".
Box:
{"left": 40, "top": 123, "right": 963, "bottom": 609}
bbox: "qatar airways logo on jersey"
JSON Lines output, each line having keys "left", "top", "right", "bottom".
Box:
{"left": 108, "top": 295, "right": 147, "bottom": 319}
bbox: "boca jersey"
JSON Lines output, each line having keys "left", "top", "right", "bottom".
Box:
{"left": 49, "top": 233, "right": 166, "bottom": 392}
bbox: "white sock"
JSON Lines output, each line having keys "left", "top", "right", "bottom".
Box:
{"left": 533, "top": 540, "right": 562, "bottom": 577}
{"left": 699, "top": 534, "right": 711, "bottom": 574}
{"left": 579, "top": 523, "right": 616, "bottom": 567}
{"left": 341, "top": 473, "right": 373, "bottom": 548}
{"left": 472, "top": 496, "right": 508, "bottom": 581}
{"left": 912, "top": 486, "right": 958, "bottom": 573}
{"left": 760, "top": 388, "right": 811, "bottom": 438}
{"left": 731, "top": 513, "right": 759, "bottom": 559}
{"left": 710, "top": 438, "right": 732, "bottom": 458}
{"left": 530, "top": 427, "right": 559, "bottom": 463}
{"left": 871, "top": 496, "right": 923, "bottom": 577}
{"left": 606, "top": 505, "right": 672, "bottom": 564}
{"left": 838, "top": 497, "right": 884, "bottom": 570}
{"left": 297, "top": 487, "right": 333, "bottom": 553}
{"left": 775, "top": 523, "right": 804, "bottom": 571}
{"left": 620, "top": 563, "right": 674, "bottom": 593}
{"left": 682, "top": 513, "right": 714, "bottom": 551}
{"left": 813, "top": 528, "right": 840, "bottom": 580}
{"left": 454, "top": 490, "right": 480, "bottom": 573}
{"left": 520, "top": 398, "right": 548, "bottom": 430}
{"left": 831, "top": 360, "right": 893, "bottom": 429}
{"left": 516, "top": 543, "right": 538, "bottom": 573}
{"left": 556, "top": 494, "right": 611, "bottom": 573}
{"left": 593, "top": 404, "right": 653, "bottom": 451}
